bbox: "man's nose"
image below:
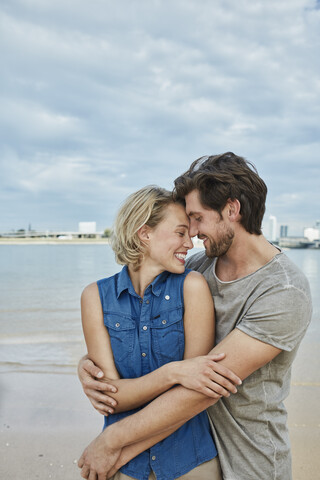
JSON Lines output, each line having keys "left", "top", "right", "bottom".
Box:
{"left": 188, "top": 221, "right": 198, "bottom": 238}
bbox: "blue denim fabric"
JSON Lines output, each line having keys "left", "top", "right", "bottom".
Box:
{"left": 97, "top": 266, "right": 217, "bottom": 480}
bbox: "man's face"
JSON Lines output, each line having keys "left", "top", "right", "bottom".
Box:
{"left": 185, "top": 189, "right": 234, "bottom": 258}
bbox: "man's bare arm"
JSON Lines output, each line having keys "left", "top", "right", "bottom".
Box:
{"left": 111, "top": 328, "right": 282, "bottom": 446}
{"left": 79, "top": 329, "right": 281, "bottom": 478}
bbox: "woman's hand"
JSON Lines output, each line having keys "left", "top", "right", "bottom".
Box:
{"left": 78, "top": 356, "right": 118, "bottom": 415}
{"left": 171, "top": 353, "right": 242, "bottom": 399}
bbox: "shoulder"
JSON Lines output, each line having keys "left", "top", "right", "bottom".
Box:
{"left": 260, "top": 253, "right": 312, "bottom": 305}
{"left": 81, "top": 282, "right": 100, "bottom": 305}
{"left": 276, "top": 253, "right": 310, "bottom": 290}
{"left": 183, "top": 270, "right": 211, "bottom": 295}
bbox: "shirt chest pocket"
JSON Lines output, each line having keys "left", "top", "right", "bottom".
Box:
{"left": 150, "top": 307, "right": 185, "bottom": 364}
{"left": 103, "top": 313, "right": 136, "bottom": 363}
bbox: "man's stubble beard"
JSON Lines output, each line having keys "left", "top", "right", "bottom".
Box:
{"left": 205, "top": 227, "right": 235, "bottom": 258}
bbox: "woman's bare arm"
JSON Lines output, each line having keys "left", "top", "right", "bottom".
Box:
{"left": 81, "top": 276, "right": 241, "bottom": 414}
{"left": 81, "top": 283, "right": 186, "bottom": 412}
{"left": 81, "top": 283, "right": 120, "bottom": 380}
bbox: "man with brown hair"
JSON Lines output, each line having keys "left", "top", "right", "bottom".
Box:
{"left": 78, "top": 152, "right": 312, "bottom": 480}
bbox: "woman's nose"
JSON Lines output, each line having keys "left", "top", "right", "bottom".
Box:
{"left": 184, "top": 235, "right": 194, "bottom": 249}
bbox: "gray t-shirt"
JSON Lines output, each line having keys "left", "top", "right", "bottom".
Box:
{"left": 186, "top": 250, "right": 312, "bottom": 480}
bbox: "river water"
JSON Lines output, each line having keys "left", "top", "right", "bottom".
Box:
{"left": 0, "top": 244, "right": 318, "bottom": 373}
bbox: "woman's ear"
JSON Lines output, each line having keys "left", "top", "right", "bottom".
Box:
{"left": 137, "top": 225, "right": 152, "bottom": 243}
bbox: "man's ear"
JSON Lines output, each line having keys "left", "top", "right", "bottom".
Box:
{"left": 137, "top": 224, "right": 152, "bottom": 243}
{"left": 226, "top": 199, "right": 241, "bottom": 221}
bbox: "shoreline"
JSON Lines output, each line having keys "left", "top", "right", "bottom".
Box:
{"left": 1, "top": 237, "right": 319, "bottom": 250}
{"left": 0, "top": 238, "right": 207, "bottom": 248}
{"left": 0, "top": 237, "right": 110, "bottom": 245}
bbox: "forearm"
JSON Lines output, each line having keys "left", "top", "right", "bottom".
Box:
{"left": 109, "top": 328, "right": 281, "bottom": 448}
{"left": 103, "top": 384, "right": 217, "bottom": 450}
{"left": 107, "top": 362, "right": 179, "bottom": 413}
{"left": 110, "top": 420, "right": 187, "bottom": 475}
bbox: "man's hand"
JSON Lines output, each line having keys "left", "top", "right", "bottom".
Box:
{"left": 78, "top": 356, "right": 118, "bottom": 415}
{"left": 78, "top": 430, "right": 122, "bottom": 480}
{"left": 174, "top": 353, "right": 242, "bottom": 398}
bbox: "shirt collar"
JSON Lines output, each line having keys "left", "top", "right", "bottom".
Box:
{"left": 116, "top": 265, "right": 170, "bottom": 298}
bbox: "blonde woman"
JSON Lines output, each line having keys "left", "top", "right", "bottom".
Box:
{"left": 79, "top": 186, "right": 240, "bottom": 480}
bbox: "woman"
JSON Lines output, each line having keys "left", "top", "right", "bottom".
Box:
{"left": 80, "top": 186, "right": 239, "bottom": 480}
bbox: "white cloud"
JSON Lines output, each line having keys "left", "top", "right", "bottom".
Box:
{"left": 0, "top": 0, "right": 319, "bottom": 232}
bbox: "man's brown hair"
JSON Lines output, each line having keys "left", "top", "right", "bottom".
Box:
{"left": 174, "top": 152, "right": 267, "bottom": 235}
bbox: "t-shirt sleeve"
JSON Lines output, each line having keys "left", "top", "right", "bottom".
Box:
{"left": 186, "top": 251, "right": 212, "bottom": 273}
{"left": 236, "top": 284, "right": 312, "bottom": 351}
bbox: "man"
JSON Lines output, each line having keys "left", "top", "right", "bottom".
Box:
{"left": 78, "top": 152, "right": 312, "bottom": 480}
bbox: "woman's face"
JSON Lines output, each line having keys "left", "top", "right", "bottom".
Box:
{"left": 146, "top": 203, "right": 193, "bottom": 274}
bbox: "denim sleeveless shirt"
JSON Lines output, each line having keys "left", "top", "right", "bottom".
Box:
{"left": 97, "top": 266, "right": 217, "bottom": 480}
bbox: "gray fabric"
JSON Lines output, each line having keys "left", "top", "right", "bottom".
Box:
{"left": 186, "top": 250, "right": 312, "bottom": 480}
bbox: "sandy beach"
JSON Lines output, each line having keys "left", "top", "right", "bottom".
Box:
{"left": 0, "top": 370, "right": 101, "bottom": 480}
{"left": 1, "top": 338, "right": 319, "bottom": 480}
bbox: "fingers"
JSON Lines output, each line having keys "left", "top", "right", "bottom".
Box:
{"left": 202, "top": 386, "right": 223, "bottom": 399}
{"left": 195, "top": 358, "right": 242, "bottom": 396}
{"left": 205, "top": 381, "right": 232, "bottom": 397}
{"left": 91, "top": 400, "right": 115, "bottom": 416}
{"left": 107, "top": 466, "right": 118, "bottom": 478}
{"left": 206, "top": 356, "right": 242, "bottom": 385}
{"left": 195, "top": 373, "right": 232, "bottom": 397}
{"left": 80, "top": 464, "right": 90, "bottom": 479}
{"left": 83, "top": 358, "right": 104, "bottom": 379}
{"left": 208, "top": 352, "right": 226, "bottom": 361}
{"left": 98, "top": 472, "right": 108, "bottom": 480}
{"left": 199, "top": 368, "right": 240, "bottom": 396}
{"left": 89, "top": 470, "right": 98, "bottom": 480}
{"left": 85, "top": 378, "right": 118, "bottom": 394}
{"left": 86, "top": 385, "right": 117, "bottom": 403}
{"left": 78, "top": 455, "right": 84, "bottom": 469}
{"left": 207, "top": 370, "right": 239, "bottom": 394}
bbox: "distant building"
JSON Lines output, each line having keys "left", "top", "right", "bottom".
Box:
{"left": 268, "top": 215, "right": 277, "bottom": 242}
{"left": 280, "top": 225, "right": 288, "bottom": 238}
{"left": 78, "top": 222, "right": 97, "bottom": 234}
{"left": 279, "top": 237, "right": 315, "bottom": 249}
{"left": 304, "top": 227, "right": 319, "bottom": 242}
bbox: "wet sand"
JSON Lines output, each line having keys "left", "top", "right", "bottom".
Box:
{"left": 1, "top": 339, "right": 319, "bottom": 480}
{"left": 0, "top": 371, "right": 101, "bottom": 479}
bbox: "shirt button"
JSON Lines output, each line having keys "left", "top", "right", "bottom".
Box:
{"left": 151, "top": 455, "right": 156, "bottom": 461}
{"left": 139, "top": 299, "right": 143, "bottom": 304}
{"left": 142, "top": 326, "right": 148, "bottom": 331}
{"left": 146, "top": 300, "right": 150, "bottom": 304}
{"left": 115, "top": 323, "right": 120, "bottom": 327}
{"left": 142, "top": 352, "right": 147, "bottom": 357}
{"left": 165, "top": 295, "right": 170, "bottom": 300}
{"left": 162, "top": 319, "right": 167, "bottom": 325}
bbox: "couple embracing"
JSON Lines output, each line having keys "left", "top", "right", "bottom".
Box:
{"left": 77, "top": 153, "right": 312, "bottom": 480}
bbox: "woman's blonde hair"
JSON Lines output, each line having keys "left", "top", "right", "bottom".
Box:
{"left": 111, "top": 185, "right": 180, "bottom": 269}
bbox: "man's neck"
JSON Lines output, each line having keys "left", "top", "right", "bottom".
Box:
{"left": 215, "top": 232, "right": 280, "bottom": 282}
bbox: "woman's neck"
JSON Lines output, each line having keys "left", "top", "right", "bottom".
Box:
{"left": 128, "top": 260, "right": 164, "bottom": 298}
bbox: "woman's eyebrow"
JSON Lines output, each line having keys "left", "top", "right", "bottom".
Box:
{"left": 176, "top": 223, "right": 189, "bottom": 228}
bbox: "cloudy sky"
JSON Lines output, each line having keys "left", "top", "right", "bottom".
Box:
{"left": 1, "top": 0, "right": 319, "bottom": 236}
